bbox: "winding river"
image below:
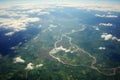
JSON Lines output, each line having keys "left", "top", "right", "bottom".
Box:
{"left": 49, "top": 27, "right": 120, "bottom": 76}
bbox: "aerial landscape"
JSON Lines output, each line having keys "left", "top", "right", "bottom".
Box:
{"left": 0, "top": 0, "right": 120, "bottom": 80}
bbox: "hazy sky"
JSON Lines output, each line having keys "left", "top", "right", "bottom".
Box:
{"left": 1, "top": 0, "right": 120, "bottom": 3}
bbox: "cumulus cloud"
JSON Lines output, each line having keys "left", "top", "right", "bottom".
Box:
{"left": 20, "top": 9, "right": 49, "bottom": 15}
{"left": 101, "top": 33, "right": 120, "bottom": 42}
{"left": 25, "top": 63, "right": 43, "bottom": 70}
{"left": 36, "top": 64, "right": 43, "bottom": 68}
{"left": 98, "top": 47, "right": 106, "bottom": 50}
{"left": 1, "top": 2, "right": 120, "bottom": 12}
{"left": 5, "top": 32, "right": 15, "bottom": 36}
{"left": 14, "top": 4, "right": 49, "bottom": 10}
{"left": 95, "top": 27, "right": 100, "bottom": 31}
{"left": 112, "top": 37, "right": 120, "bottom": 42}
{"left": 99, "top": 23, "right": 113, "bottom": 27}
{"left": 26, "top": 9, "right": 42, "bottom": 14}
{"left": 101, "top": 33, "right": 113, "bottom": 40}
{"left": 0, "top": 17, "right": 40, "bottom": 33}
{"left": 95, "top": 14, "right": 118, "bottom": 18}
{"left": 13, "top": 56, "right": 25, "bottom": 63}
{"left": 0, "top": 10, "right": 28, "bottom": 17}
{"left": 0, "top": 4, "right": 43, "bottom": 36}
{"left": 25, "top": 63, "right": 34, "bottom": 70}
{"left": 0, "top": 10, "right": 10, "bottom": 16}
{"left": 117, "top": 39, "right": 120, "bottom": 42}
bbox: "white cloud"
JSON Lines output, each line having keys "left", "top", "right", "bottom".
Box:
{"left": 0, "top": 2, "right": 120, "bottom": 12}
{"left": 0, "top": 10, "right": 10, "bottom": 16}
{"left": 105, "top": 15, "right": 118, "bottom": 18}
{"left": 98, "top": 47, "right": 106, "bottom": 50}
{"left": 5, "top": 32, "right": 15, "bottom": 36}
{"left": 54, "top": 2, "right": 120, "bottom": 12}
{"left": 95, "top": 14, "right": 118, "bottom": 18}
{"left": 49, "top": 24, "right": 57, "bottom": 31}
{"left": 101, "top": 33, "right": 120, "bottom": 42}
{"left": 95, "top": 27, "right": 99, "bottom": 31}
{"left": 50, "top": 46, "right": 71, "bottom": 54}
{"left": 0, "top": 10, "right": 28, "bottom": 17}
{"left": 0, "top": 4, "right": 43, "bottom": 35}
{"left": 111, "top": 36, "right": 117, "bottom": 40}
{"left": 1, "top": 2, "right": 120, "bottom": 13}
{"left": 93, "top": 26, "right": 100, "bottom": 31}
{"left": 0, "top": 17, "right": 40, "bottom": 33}
{"left": 117, "top": 39, "right": 120, "bottom": 42}
{"left": 25, "top": 63, "right": 34, "bottom": 70}
{"left": 22, "top": 8, "right": 49, "bottom": 15}
{"left": 14, "top": 4, "right": 49, "bottom": 10}
{"left": 112, "top": 37, "right": 120, "bottom": 42}
{"left": 10, "top": 46, "right": 16, "bottom": 50}
{"left": 37, "top": 12, "right": 50, "bottom": 15}
{"left": 26, "top": 9, "right": 42, "bottom": 14}
{"left": 18, "top": 42, "right": 23, "bottom": 46}
{"left": 95, "top": 14, "right": 105, "bottom": 17}
{"left": 25, "top": 63, "right": 43, "bottom": 70}
{"left": 43, "top": 24, "right": 57, "bottom": 32}
{"left": 101, "top": 33, "right": 113, "bottom": 40}
{"left": 49, "top": 24, "right": 57, "bottom": 28}
{"left": 36, "top": 64, "right": 43, "bottom": 68}
{"left": 99, "top": 23, "right": 113, "bottom": 27}
{"left": 13, "top": 56, "right": 25, "bottom": 63}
